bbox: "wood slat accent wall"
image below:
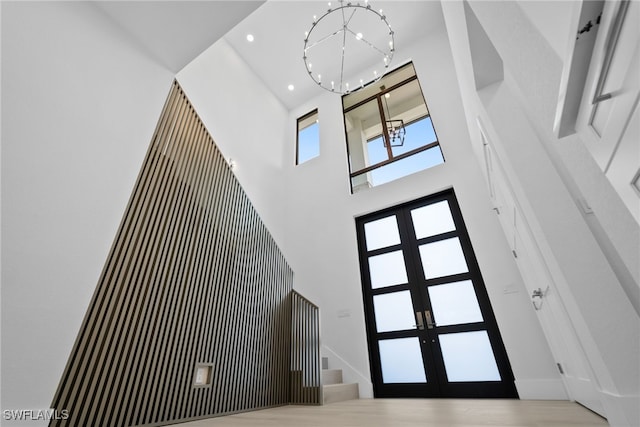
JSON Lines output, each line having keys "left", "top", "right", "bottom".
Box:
{"left": 290, "top": 291, "right": 322, "bottom": 405}
{"left": 50, "top": 81, "right": 293, "bottom": 427}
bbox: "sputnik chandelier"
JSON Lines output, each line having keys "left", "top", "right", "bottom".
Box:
{"left": 303, "top": 0, "right": 395, "bottom": 94}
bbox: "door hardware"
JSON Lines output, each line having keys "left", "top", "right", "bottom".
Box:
{"left": 531, "top": 287, "right": 549, "bottom": 311}
{"left": 414, "top": 311, "right": 425, "bottom": 330}
{"left": 424, "top": 310, "right": 435, "bottom": 329}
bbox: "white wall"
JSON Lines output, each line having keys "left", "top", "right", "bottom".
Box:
{"left": 442, "top": 1, "right": 639, "bottom": 425}
{"left": 1, "top": 2, "right": 174, "bottom": 424}
{"left": 518, "top": 1, "right": 575, "bottom": 60}
{"left": 280, "top": 27, "right": 563, "bottom": 399}
{"left": 176, "top": 38, "right": 290, "bottom": 248}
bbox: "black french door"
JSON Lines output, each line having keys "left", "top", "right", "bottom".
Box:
{"left": 356, "top": 189, "right": 517, "bottom": 398}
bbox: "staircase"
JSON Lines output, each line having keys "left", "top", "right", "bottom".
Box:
{"left": 321, "top": 358, "right": 359, "bottom": 404}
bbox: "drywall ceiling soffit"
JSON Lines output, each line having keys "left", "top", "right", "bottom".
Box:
{"left": 464, "top": 0, "right": 504, "bottom": 90}
{"left": 93, "top": 1, "right": 265, "bottom": 73}
{"left": 224, "top": 1, "right": 445, "bottom": 111}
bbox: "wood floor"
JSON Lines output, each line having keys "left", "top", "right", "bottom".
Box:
{"left": 177, "top": 399, "right": 608, "bottom": 427}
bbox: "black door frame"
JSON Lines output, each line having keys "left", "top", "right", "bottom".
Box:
{"left": 356, "top": 188, "right": 518, "bottom": 398}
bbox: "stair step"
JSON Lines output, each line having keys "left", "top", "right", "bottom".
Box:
{"left": 323, "top": 383, "right": 359, "bottom": 404}
{"left": 322, "top": 369, "right": 343, "bottom": 385}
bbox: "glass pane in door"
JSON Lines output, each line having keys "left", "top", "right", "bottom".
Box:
{"left": 368, "top": 250, "right": 408, "bottom": 289}
{"left": 411, "top": 200, "right": 456, "bottom": 239}
{"left": 379, "top": 337, "right": 427, "bottom": 383}
{"left": 419, "top": 237, "right": 468, "bottom": 279}
{"left": 439, "top": 331, "right": 501, "bottom": 382}
{"left": 373, "top": 291, "right": 416, "bottom": 332}
{"left": 427, "top": 280, "right": 483, "bottom": 326}
{"left": 364, "top": 215, "right": 401, "bottom": 251}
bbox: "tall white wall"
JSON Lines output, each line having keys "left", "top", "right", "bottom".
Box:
{"left": 442, "top": 1, "right": 639, "bottom": 425}
{"left": 517, "top": 1, "right": 575, "bottom": 60}
{"left": 1, "top": 2, "right": 174, "bottom": 424}
{"left": 280, "top": 27, "right": 563, "bottom": 399}
{"left": 176, "top": 38, "right": 290, "bottom": 247}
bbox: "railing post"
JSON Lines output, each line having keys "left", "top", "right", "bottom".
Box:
{"left": 289, "top": 290, "right": 322, "bottom": 405}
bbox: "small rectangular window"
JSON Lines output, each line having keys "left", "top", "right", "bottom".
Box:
{"left": 343, "top": 63, "right": 444, "bottom": 192}
{"left": 296, "top": 109, "right": 320, "bottom": 165}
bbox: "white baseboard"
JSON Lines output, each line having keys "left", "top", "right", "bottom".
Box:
{"left": 600, "top": 391, "right": 640, "bottom": 427}
{"left": 563, "top": 375, "right": 606, "bottom": 417}
{"left": 514, "top": 378, "right": 569, "bottom": 400}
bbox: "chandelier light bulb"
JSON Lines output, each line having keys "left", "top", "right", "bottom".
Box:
{"left": 303, "top": 0, "right": 395, "bottom": 94}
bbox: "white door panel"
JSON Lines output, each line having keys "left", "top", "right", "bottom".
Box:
{"left": 481, "top": 125, "right": 606, "bottom": 417}
{"left": 581, "top": 0, "right": 640, "bottom": 223}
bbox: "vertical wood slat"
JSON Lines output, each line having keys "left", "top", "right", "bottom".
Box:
{"left": 56, "top": 86, "right": 186, "bottom": 427}
{"left": 50, "top": 81, "right": 294, "bottom": 427}
{"left": 51, "top": 86, "right": 183, "bottom": 423}
{"left": 289, "top": 291, "right": 322, "bottom": 405}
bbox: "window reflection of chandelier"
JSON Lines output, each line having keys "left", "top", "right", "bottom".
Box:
{"left": 386, "top": 119, "right": 405, "bottom": 147}
{"left": 381, "top": 86, "right": 405, "bottom": 147}
{"left": 303, "top": 0, "right": 395, "bottom": 94}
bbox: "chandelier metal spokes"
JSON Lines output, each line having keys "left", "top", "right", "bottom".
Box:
{"left": 303, "top": 0, "right": 395, "bottom": 94}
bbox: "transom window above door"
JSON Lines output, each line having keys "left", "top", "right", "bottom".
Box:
{"left": 343, "top": 62, "right": 444, "bottom": 193}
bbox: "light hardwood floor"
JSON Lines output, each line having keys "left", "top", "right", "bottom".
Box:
{"left": 178, "top": 399, "right": 608, "bottom": 427}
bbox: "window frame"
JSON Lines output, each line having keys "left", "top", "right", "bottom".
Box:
{"left": 342, "top": 63, "right": 443, "bottom": 187}
{"left": 296, "top": 108, "right": 320, "bottom": 165}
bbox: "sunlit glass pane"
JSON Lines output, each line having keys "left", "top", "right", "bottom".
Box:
{"left": 368, "top": 250, "right": 408, "bottom": 289}
{"left": 379, "top": 337, "right": 427, "bottom": 383}
{"left": 364, "top": 215, "right": 401, "bottom": 251}
{"left": 439, "top": 331, "right": 501, "bottom": 382}
{"left": 373, "top": 291, "right": 416, "bottom": 332}
{"left": 419, "top": 237, "right": 468, "bottom": 279}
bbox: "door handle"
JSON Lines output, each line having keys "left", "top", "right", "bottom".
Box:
{"left": 414, "top": 311, "right": 425, "bottom": 330}
{"left": 424, "top": 310, "right": 435, "bottom": 329}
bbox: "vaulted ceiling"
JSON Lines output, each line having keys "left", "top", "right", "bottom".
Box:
{"left": 93, "top": 1, "right": 265, "bottom": 72}
{"left": 94, "top": 1, "right": 446, "bottom": 110}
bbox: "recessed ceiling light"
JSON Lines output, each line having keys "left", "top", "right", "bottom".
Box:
{"left": 288, "top": 84, "right": 295, "bottom": 91}
{"left": 246, "top": 34, "right": 254, "bottom": 42}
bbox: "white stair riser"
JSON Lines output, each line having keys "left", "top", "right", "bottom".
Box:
{"left": 323, "top": 383, "right": 359, "bottom": 404}
{"left": 322, "top": 369, "right": 343, "bottom": 385}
